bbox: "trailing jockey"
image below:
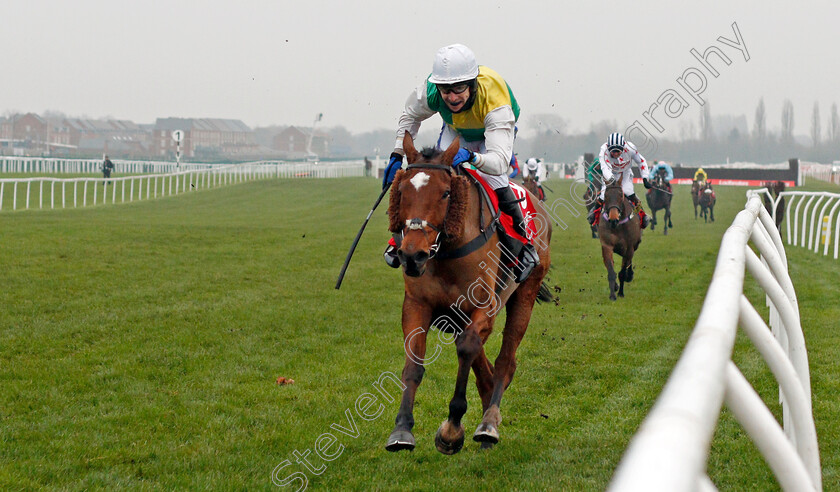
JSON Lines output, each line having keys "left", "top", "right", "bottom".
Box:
{"left": 381, "top": 44, "right": 539, "bottom": 283}
{"left": 587, "top": 132, "right": 652, "bottom": 228}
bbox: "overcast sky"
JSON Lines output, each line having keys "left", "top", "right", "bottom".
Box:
{"left": 2, "top": 0, "right": 838, "bottom": 142}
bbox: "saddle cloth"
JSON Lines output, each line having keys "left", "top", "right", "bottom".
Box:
{"left": 462, "top": 168, "right": 537, "bottom": 245}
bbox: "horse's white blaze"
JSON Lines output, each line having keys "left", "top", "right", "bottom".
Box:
{"left": 410, "top": 172, "right": 430, "bottom": 190}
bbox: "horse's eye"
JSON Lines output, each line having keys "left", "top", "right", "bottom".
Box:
{"left": 442, "top": 190, "right": 451, "bottom": 199}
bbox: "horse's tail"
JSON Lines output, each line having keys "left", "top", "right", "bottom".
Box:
{"left": 536, "top": 282, "right": 554, "bottom": 303}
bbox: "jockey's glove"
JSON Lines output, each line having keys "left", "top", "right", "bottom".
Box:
{"left": 452, "top": 148, "right": 476, "bottom": 167}
{"left": 382, "top": 153, "right": 403, "bottom": 189}
{"left": 643, "top": 178, "right": 652, "bottom": 189}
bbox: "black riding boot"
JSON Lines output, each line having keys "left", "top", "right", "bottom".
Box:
{"left": 495, "top": 186, "right": 539, "bottom": 283}
{"left": 384, "top": 243, "right": 400, "bottom": 268}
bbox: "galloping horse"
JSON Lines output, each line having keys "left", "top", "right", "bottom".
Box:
{"left": 698, "top": 182, "right": 716, "bottom": 222}
{"left": 762, "top": 180, "right": 786, "bottom": 230}
{"left": 522, "top": 175, "right": 545, "bottom": 202}
{"left": 598, "top": 182, "right": 642, "bottom": 300}
{"left": 691, "top": 179, "right": 702, "bottom": 219}
{"left": 645, "top": 171, "right": 673, "bottom": 235}
{"left": 385, "top": 133, "right": 552, "bottom": 454}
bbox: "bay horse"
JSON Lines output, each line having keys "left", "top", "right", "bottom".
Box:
{"left": 645, "top": 171, "right": 672, "bottom": 234}
{"left": 522, "top": 175, "right": 545, "bottom": 202}
{"left": 762, "top": 180, "right": 786, "bottom": 230}
{"left": 598, "top": 182, "right": 642, "bottom": 301}
{"left": 699, "top": 182, "right": 716, "bottom": 222}
{"left": 385, "top": 133, "right": 552, "bottom": 454}
{"left": 691, "top": 179, "right": 702, "bottom": 219}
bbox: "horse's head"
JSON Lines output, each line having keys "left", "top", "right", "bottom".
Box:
{"left": 387, "top": 133, "right": 470, "bottom": 277}
{"left": 653, "top": 172, "right": 666, "bottom": 189}
{"left": 603, "top": 182, "right": 627, "bottom": 228}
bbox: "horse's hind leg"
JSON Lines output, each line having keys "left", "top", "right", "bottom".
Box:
{"left": 473, "top": 277, "right": 540, "bottom": 446}
{"left": 386, "top": 299, "right": 432, "bottom": 452}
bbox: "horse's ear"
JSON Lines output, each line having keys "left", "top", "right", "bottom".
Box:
{"left": 387, "top": 170, "right": 406, "bottom": 233}
{"left": 442, "top": 137, "right": 460, "bottom": 166}
{"left": 402, "top": 132, "right": 420, "bottom": 164}
{"left": 444, "top": 175, "right": 469, "bottom": 240}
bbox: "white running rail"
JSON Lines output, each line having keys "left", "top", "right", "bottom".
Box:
{"left": 609, "top": 194, "right": 821, "bottom": 491}
{"left": 0, "top": 159, "right": 369, "bottom": 212}
{"left": 768, "top": 191, "right": 840, "bottom": 260}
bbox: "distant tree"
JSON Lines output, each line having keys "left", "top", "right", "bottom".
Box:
{"left": 700, "top": 102, "right": 713, "bottom": 141}
{"left": 753, "top": 98, "right": 766, "bottom": 141}
{"left": 781, "top": 99, "right": 795, "bottom": 143}
{"left": 811, "top": 102, "right": 821, "bottom": 148}
{"left": 679, "top": 120, "right": 696, "bottom": 141}
{"left": 828, "top": 103, "right": 840, "bottom": 143}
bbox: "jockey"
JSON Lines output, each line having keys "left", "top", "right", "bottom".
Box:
{"left": 587, "top": 132, "right": 652, "bottom": 228}
{"left": 522, "top": 157, "right": 546, "bottom": 183}
{"left": 694, "top": 167, "right": 708, "bottom": 184}
{"left": 523, "top": 157, "right": 546, "bottom": 200}
{"left": 381, "top": 44, "right": 539, "bottom": 283}
{"left": 649, "top": 160, "right": 673, "bottom": 193}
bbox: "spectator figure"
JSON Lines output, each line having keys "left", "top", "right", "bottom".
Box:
{"left": 102, "top": 155, "right": 115, "bottom": 185}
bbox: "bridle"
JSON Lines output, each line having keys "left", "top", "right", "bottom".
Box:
{"left": 397, "top": 163, "right": 454, "bottom": 259}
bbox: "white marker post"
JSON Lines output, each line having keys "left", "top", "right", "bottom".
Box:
{"left": 172, "top": 129, "right": 184, "bottom": 169}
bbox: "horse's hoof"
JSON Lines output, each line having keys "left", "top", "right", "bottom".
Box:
{"left": 435, "top": 424, "right": 464, "bottom": 455}
{"left": 473, "top": 423, "right": 500, "bottom": 444}
{"left": 480, "top": 441, "right": 496, "bottom": 450}
{"left": 664, "top": 229, "right": 668, "bottom": 235}
{"left": 610, "top": 295, "right": 616, "bottom": 301}
{"left": 385, "top": 430, "right": 416, "bottom": 452}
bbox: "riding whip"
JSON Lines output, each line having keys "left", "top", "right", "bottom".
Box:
{"left": 335, "top": 185, "right": 391, "bottom": 289}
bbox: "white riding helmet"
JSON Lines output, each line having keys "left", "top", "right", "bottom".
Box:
{"left": 428, "top": 44, "right": 480, "bottom": 85}
{"left": 526, "top": 158, "right": 539, "bottom": 170}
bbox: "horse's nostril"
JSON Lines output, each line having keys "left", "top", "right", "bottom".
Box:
{"left": 413, "top": 251, "right": 429, "bottom": 265}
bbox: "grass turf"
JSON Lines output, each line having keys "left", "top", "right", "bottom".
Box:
{"left": 0, "top": 176, "right": 837, "bottom": 490}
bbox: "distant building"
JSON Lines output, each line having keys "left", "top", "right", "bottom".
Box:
{"left": 272, "top": 126, "right": 329, "bottom": 158}
{"left": 153, "top": 117, "right": 258, "bottom": 160}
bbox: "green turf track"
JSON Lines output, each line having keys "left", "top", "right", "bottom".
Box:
{"left": 0, "top": 176, "right": 838, "bottom": 490}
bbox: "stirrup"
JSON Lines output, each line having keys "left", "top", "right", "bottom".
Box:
{"left": 384, "top": 245, "right": 400, "bottom": 269}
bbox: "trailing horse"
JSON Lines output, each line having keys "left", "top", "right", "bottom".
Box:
{"left": 762, "top": 180, "right": 786, "bottom": 230}
{"left": 597, "top": 182, "right": 642, "bottom": 301}
{"left": 691, "top": 179, "right": 702, "bottom": 219}
{"left": 522, "top": 175, "right": 545, "bottom": 202}
{"left": 385, "top": 133, "right": 552, "bottom": 454}
{"left": 698, "top": 182, "right": 716, "bottom": 223}
{"left": 645, "top": 171, "right": 673, "bottom": 235}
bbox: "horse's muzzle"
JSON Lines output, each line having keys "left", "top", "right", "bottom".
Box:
{"left": 398, "top": 248, "right": 430, "bottom": 277}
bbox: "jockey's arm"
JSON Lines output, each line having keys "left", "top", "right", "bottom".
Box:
{"left": 470, "top": 106, "right": 516, "bottom": 175}
{"left": 393, "top": 83, "right": 437, "bottom": 155}
{"left": 629, "top": 144, "right": 649, "bottom": 179}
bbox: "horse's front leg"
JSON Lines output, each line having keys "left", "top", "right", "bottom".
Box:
{"left": 435, "top": 319, "right": 486, "bottom": 455}
{"left": 710, "top": 204, "right": 715, "bottom": 222}
{"left": 602, "top": 244, "right": 617, "bottom": 300}
{"left": 385, "top": 297, "right": 432, "bottom": 452}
